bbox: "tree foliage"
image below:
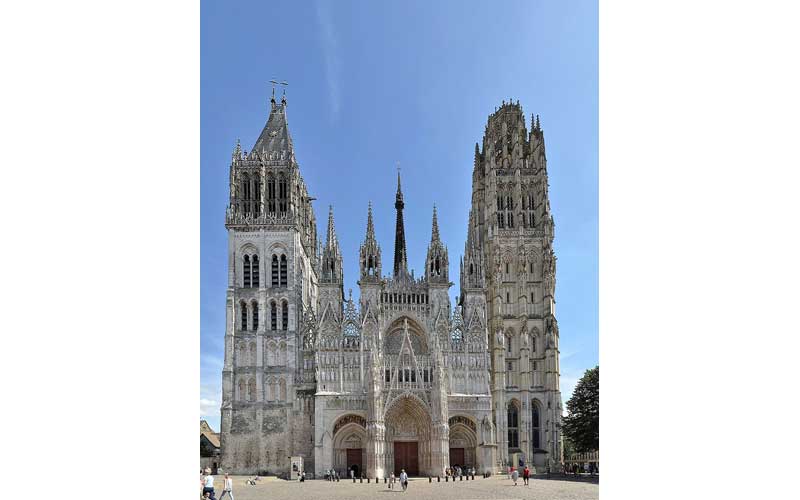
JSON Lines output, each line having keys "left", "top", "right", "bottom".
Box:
{"left": 562, "top": 365, "right": 599, "bottom": 453}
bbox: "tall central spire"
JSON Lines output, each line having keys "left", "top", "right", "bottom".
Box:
{"left": 393, "top": 168, "right": 408, "bottom": 276}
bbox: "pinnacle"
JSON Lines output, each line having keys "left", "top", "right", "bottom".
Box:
{"left": 325, "top": 205, "right": 338, "bottom": 250}
{"left": 365, "top": 201, "right": 376, "bottom": 242}
{"left": 431, "top": 204, "right": 441, "bottom": 243}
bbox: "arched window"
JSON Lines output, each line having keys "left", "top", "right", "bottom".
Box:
{"left": 270, "top": 301, "right": 277, "bottom": 331}
{"left": 271, "top": 255, "right": 279, "bottom": 287}
{"left": 248, "top": 378, "right": 256, "bottom": 402}
{"left": 532, "top": 403, "right": 541, "bottom": 449}
{"left": 249, "top": 342, "right": 256, "bottom": 365}
{"left": 434, "top": 257, "right": 440, "bottom": 275}
{"left": 251, "top": 300, "right": 259, "bottom": 331}
{"left": 469, "top": 263, "right": 474, "bottom": 275}
{"left": 279, "top": 378, "right": 287, "bottom": 401}
{"left": 243, "top": 255, "right": 251, "bottom": 288}
{"left": 281, "top": 300, "right": 288, "bottom": 330}
{"left": 507, "top": 401, "right": 519, "bottom": 449}
{"left": 251, "top": 255, "right": 259, "bottom": 287}
{"left": 237, "top": 379, "right": 245, "bottom": 401}
{"left": 279, "top": 255, "right": 287, "bottom": 287}
{"left": 240, "top": 301, "right": 248, "bottom": 330}
{"left": 253, "top": 176, "right": 261, "bottom": 213}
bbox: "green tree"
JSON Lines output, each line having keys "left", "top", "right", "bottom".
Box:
{"left": 562, "top": 366, "right": 599, "bottom": 453}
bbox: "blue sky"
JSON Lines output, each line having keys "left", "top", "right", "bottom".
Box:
{"left": 201, "top": 0, "right": 598, "bottom": 431}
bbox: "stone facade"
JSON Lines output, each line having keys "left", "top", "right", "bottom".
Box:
{"left": 218, "top": 95, "right": 561, "bottom": 477}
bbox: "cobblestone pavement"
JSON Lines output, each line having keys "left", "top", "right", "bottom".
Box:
{"left": 201, "top": 475, "right": 599, "bottom": 500}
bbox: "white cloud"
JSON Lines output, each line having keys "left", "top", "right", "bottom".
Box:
{"left": 316, "top": 0, "right": 341, "bottom": 122}
{"left": 200, "top": 397, "right": 218, "bottom": 417}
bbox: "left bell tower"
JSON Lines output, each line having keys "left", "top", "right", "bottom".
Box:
{"left": 220, "top": 90, "right": 320, "bottom": 475}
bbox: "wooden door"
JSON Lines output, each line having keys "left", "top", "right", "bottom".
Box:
{"left": 394, "top": 441, "right": 419, "bottom": 476}
{"left": 346, "top": 448, "right": 362, "bottom": 477}
{"left": 449, "top": 448, "right": 465, "bottom": 468}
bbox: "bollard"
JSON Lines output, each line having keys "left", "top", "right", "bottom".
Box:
{"left": 384, "top": 477, "right": 387, "bottom": 484}
{"left": 472, "top": 474, "right": 475, "bottom": 480}
{"left": 460, "top": 475, "right": 463, "bottom": 481}
{"left": 360, "top": 477, "right": 363, "bottom": 483}
{"left": 429, "top": 477, "right": 432, "bottom": 483}
{"left": 353, "top": 477, "right": 356, "bottom": 483}
{"left": 445, "top": 476, "right": 448, "bottom": 482}
{"left": 437, "top": 476, "right": 440, "bottom": 482}
{"left": 367, "top": 478, "right": 370, "bottom": 483}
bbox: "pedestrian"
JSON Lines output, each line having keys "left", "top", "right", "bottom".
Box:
{"left": 218, "top": 473, "right": 234, "bottom": 500}
{"left": 389, "top": 472, "right": 396, "bottom": 489}
{"left": 511, "top": 467, "right": 519, "bottom": 486}
{"left": 300, "top": 471, "right": 306, "bottom": 482}
{"left": 202, "top": 468, "right": 216, "bottom": 500}
{"left": 523, "top": 465, "right": 530, "bottom": 486}
{"left": 399, "top": 469, "right": 408, "bottom": 491}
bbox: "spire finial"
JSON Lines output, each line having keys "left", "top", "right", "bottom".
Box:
{"left": 431, "top": 204, "right": 441, "bottom": 242}
{"left": 365, "top": 201, "right": 376, "bottom": 241}
{"left": 325, "top": 205, "right": 337, "bottom": 249}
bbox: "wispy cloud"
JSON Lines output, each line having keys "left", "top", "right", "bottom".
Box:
{"left": 316, "top": 0, "right": 341, "bottom": 121}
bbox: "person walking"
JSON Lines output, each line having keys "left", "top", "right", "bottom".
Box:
{"left": 511, "top": 467, "right": 519, "bottom": 486}
{"left": 399, "top": 469, "right": 408, "bottom": 491}
{"left": 389, "top": 472, "right": 396, "bottom": 489}
{"left": 523, "top": 465, "right": 530, "bottom": 486}
{"left": 218, "top": 473, "right": 234, "bottom": 500}
{"left": 202, "top": 468, "right": 216, "bottom": 500}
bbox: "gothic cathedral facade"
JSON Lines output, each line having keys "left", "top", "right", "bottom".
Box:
{"left": 219, "top": 94, "right": 562, "bottom": 478}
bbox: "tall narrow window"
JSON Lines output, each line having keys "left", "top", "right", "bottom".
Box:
{"left": 270, "top": 301, "right": 277, "bottom": 331}
{"left": 267, "top": 174, "right": 276, "bottom": 213}
{"left": 279, "top": 255, "right": 287, "bottom": 287}
{"left": 271, "top": 255, "right": 279, "bottom": 287}
{"left": 254, "top": 176, "right": 261, "bottom": 213}
{"left": 251, "top": 301, "right": 259, "bottom": 331}
{"left": 240, "top": 302, "right": 248, "bottom": 330}
{"left": 251, "top": 255, "right": 259, "bottom": 287}
{"left": 241, "top": 174, "right": 250, "bottom": 214}
{"left": 243, "top": 255, "right": 251, "bottom": 288}
{"left": 507, "top": 402, "right": 519, "bottom": 449}
{"left": 532, "top": 404, "right": 541, "bottom": 449}
{"left": 278, "top": 174, "right": 287, "bottom": 213}
{"left": 281, "top": 300, "right": 288, "bottom": 330}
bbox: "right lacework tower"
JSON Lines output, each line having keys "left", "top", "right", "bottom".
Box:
{"left": 460, "top": 100, "right": 562, "bottom": 471}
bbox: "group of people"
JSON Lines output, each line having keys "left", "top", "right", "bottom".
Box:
{"left": 387, "top": 469, "right": 409, "bottom": 491}
{"left": 508, "top": 465, "right": 532, "bottom": 486}
{"left": 445, "top": 465, "right": 475, "bottom": 478}
{"left": 323, "top": 469, "right": 339, "bottom": 481}
{"left": 200, "top": 469, "right": 234, "bottom": 500}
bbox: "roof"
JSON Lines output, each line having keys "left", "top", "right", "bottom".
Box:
{"left": 201, "top": 431, "right": 220, "bottom": 449}
{"left": 251, "top": 99, "right": 293, "bottom": 155}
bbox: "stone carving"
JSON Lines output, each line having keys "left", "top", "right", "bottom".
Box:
{"left": 219, "top": 99, "right": 561, "bottom": 476}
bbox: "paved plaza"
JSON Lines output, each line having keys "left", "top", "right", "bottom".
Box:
{"left": 203, "top": 474, "right": 599, "bottom": 500}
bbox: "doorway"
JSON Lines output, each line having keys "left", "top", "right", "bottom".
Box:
{"left": 394, "top": 441, "right": 419, "bottom": 476}
{"left": 346, "top": 448, "right": 362, "bottom": 478}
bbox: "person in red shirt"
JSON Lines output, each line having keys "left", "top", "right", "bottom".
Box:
{"left": 523, "top": 465, "right": 530, "bottom": 486}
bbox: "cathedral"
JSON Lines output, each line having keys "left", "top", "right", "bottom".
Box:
{"left": 218, "top": 91, "right": 563, "bottom": 478}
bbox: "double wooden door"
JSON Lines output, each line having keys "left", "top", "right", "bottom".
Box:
{"left": 394, "top": 441, "right": 419, "bottom": 476}
{"left": 449, "top": 447, "right": 465, "bottom": 468}
{"left": 346, "top": 448, "right": 362, "bottom": 477}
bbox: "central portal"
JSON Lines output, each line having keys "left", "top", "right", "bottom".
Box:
{"left": 393, "top": 441, "right": 419, "bottom": 476}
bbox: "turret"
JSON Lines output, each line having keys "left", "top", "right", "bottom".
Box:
{"left": 359, "top": 202, "right": 382, "bottom": 281}
{"left": 320, "top": 205, "right": 343, "bottom": 285}
{"left": 425, "top": 205, "right": 449, "bottom": 283}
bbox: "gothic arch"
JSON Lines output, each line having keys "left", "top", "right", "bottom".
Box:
{"left": 383, "top": 316, "right": 428, "bottom": 354}
{"left": 448, "top": 415, "right": 478, "bottom": 468}
{"left": 331, "top": 415, "right": 367, "bottom": 477}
